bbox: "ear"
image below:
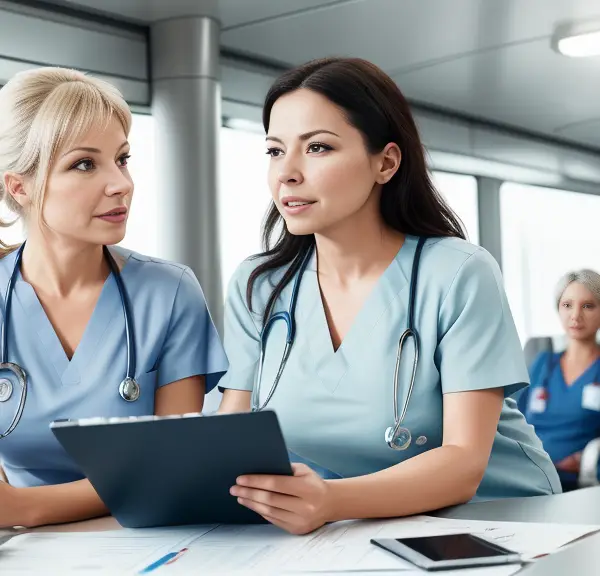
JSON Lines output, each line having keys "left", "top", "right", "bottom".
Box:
{"left": 3, "top": 172, "right": 30, "bottom": 209}
{"left": 374, "top": 143, "right": 401, "bottom": 185}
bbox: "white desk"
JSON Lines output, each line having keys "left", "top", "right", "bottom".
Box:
{"left": 12, "top": 487, "right": 598, "bottom": 575}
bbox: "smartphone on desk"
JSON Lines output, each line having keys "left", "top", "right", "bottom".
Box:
{"left": 371, "top": 533, "right": 522, "bottom": 571}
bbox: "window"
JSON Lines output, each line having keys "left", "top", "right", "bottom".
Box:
{"left": 218, "top": 127, "right": 270, "bottom": 295}
{"left": 431, "top": 171, "right": 479, "bottom": 244}
{"left": 500, "top": 182, "right": 600, "bottom": 344}
{"left": 0, "top": 203, "right": 24, "bottom": 247}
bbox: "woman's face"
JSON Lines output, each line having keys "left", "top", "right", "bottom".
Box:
{"left": 18, "top": 116, "right": 133, "bottom": 247}
{"left": 558, "top": 282, "right": 600, "bottom": 342}
{"left": 266, "top": 88, "right": 399, "bottom": 236}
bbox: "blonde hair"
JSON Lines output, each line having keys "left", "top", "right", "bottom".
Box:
{"left": 0, "top": 67, "right": 131, "bottom": 257}
{"left": 555, "top": 269, "right": 600, "bottom": 308}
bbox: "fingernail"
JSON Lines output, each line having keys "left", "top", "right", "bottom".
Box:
{"left": 230, "top": 486, "right": 238, "bottom": 496}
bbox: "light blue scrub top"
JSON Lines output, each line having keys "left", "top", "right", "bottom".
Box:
{"left": 0, "top": 247, "right": 228, "bottom": 488}
{"left": 219, "top": 236, "right": 561, "bottom": 499}
{"left": 519, "top": 352, "right": 600, "bottom": 484}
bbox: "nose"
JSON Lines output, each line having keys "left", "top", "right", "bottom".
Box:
{"left": 105, "top": 166, "right": 133, "bottom": 197}
{"left": 277, "top": 155, "right": 304, "bottom": 186}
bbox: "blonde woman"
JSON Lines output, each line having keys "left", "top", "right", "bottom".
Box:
{"left": 0, "top": 68, "right": 228, "bottom": 527}
{"left": 519, "top": 270, "right": 600, "bottom": 491}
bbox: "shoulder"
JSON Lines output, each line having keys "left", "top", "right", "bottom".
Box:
{"left": 418, "top": 236, "right": 502, "bottom": 297}
{"left": 226, "top": 254, "right": 289, "bottom": 303}
{"left": 112, "top": 246, "right": 201, "bottom": 297}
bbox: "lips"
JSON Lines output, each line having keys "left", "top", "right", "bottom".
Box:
{"left": 281, "top": 196, "right": 316, "bottom": 207}
{"left": 98, "top": 207, "right": 127, "bottom": 217}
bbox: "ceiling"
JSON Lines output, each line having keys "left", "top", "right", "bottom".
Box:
{"left": 40, "top": 0, "right": 600, "bottom": 149}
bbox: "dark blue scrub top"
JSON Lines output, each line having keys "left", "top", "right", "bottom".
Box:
{"left": 519, "top": 352, "right": 600, "bottom": 484}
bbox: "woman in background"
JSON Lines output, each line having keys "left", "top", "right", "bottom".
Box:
{"left": 519, "top": 270, "right": 600, "bottom": 491}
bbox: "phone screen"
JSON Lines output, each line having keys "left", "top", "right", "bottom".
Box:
{"left": 396, "top": 534, "right": 511, "bottom": 561}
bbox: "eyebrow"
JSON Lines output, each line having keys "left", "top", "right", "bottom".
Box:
{"left": 266, "top": 130, "right": 340, "bottom": 144}
{"left": 62, "top": 141, "right": 129, "bottom": 157}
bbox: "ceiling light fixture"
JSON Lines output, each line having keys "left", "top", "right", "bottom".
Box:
{"left": 552, "top": 21, "right": 600, "bottom": 57}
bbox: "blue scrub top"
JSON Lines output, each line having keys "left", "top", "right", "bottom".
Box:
{"left": 0, "top": 246, "right": 228, "bottom": 487}
{"left": 219, "top": 236, "right": 561, "bottom": 499}
{"left": 519, "top": 352, "right": 600, "bottom": 484}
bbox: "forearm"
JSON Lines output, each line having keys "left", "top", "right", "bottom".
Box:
{"left": 17, "top": 479, "right": 108, "bottom": 528}
{"left": 327, "top": 445, "right": 482, "bottom": 522}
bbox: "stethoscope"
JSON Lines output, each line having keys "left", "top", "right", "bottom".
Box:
{"left": 252, "top": 236, "right": 427, "bottom": 451}
{"left": 0, "top": 242, "right": 140, "bottom": 439}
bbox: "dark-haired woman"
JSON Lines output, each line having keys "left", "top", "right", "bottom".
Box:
{"left": 218, "top": 57, "right": 560, "bottom": 535}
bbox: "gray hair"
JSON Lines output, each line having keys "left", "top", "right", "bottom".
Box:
{"left": 555, "top": 269, "right": 600, "bottom": 308}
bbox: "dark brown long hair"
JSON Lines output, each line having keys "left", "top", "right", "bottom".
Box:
{"left": 247, "top": 57, "right": 465, "bottom": 323}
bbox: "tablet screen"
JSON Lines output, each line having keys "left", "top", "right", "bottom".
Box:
{"left": 396, "top": 534, "right": 511, "bottom": 561}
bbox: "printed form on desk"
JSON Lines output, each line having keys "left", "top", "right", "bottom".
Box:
{"left": 130, "top": 515, "right": 599, "bottom": 575}
{"left": 0, "top": 516, "right": 598, "bottom": 575}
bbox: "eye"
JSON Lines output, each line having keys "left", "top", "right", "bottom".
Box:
{"left": 307, "top": 142, "right": 333, "bottom": 154}
{"left": 118, "top": 153, "right": 131, "bottom": 167}
{"left": 72, "top": 159, "right": 95, "bottom": 172}
{"left": 266, "top": 147, "right": 284, "bottom": 158}
{"left": 562, "top": 302, "right": 572, "bottom": 308}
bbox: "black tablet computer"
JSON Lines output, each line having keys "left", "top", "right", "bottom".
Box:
{"left": 50, "top": 410, "right": 292, "bottom": 528}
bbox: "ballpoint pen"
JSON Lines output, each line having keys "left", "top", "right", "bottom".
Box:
{"left": 139, "top": 548, "right": 189, "bottom": 574}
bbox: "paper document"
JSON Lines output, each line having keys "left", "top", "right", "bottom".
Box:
{"left": 129, "top": 515, "right": 600, "bottom": 574}
{"left": 0, "top": 515, "right": 597, "bottom": 575}
{"left": 0, "top": 526, "right": 215, "bottom": 576}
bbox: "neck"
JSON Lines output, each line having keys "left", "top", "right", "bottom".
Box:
{"left": 20, "top": 228, "right": 108, "bottom": 298}
{"left": 565, "top": 339, "right": 600, "bottom": 365}
{"left": 314, "top": 194, "right": 404, "bottom": 284}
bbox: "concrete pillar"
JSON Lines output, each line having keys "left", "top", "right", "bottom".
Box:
{"left": 477, "top": 176, "right": 503, "bottom": 270}
{"left": 151, "top": 16, "right": 223, "bottom": 332}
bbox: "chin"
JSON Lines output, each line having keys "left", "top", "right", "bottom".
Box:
{"left": 569, "top": 331, "right": 595, "bottom": 342}
{"left": 284, "top": 220, "right": 320, "bottom": 236}
{"left": 96, "top": 229, "right": 127, "bottom": 247}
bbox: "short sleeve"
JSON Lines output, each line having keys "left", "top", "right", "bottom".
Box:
{"left": 435, "top": 249, "right": 529, "bottom": 397}
{"left": 157, "top": 267, "right": 228, "bottom": 393}
{"left": 217, "top": 262, "right": 262, "bottom": 392}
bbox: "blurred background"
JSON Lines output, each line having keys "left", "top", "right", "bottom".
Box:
{"left": 1, "top": 0, "right": 599, "bottom": 352}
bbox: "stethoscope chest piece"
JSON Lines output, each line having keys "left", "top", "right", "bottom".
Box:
{"left": 0, "top": 363, "right": 25, "bottom": 403}
{"left": 385, "top": 424, "right": 412, "bottom": 450}
{"left": 119, "top": 377, "right": 140, "bottom": 402}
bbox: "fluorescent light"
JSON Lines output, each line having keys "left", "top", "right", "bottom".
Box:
{"left": 557, "top": 29, "right": 600, "bottom": 57}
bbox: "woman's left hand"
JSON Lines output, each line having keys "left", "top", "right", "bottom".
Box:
{"left": 231, "top": 463, "right": 332, "bottom": 535}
